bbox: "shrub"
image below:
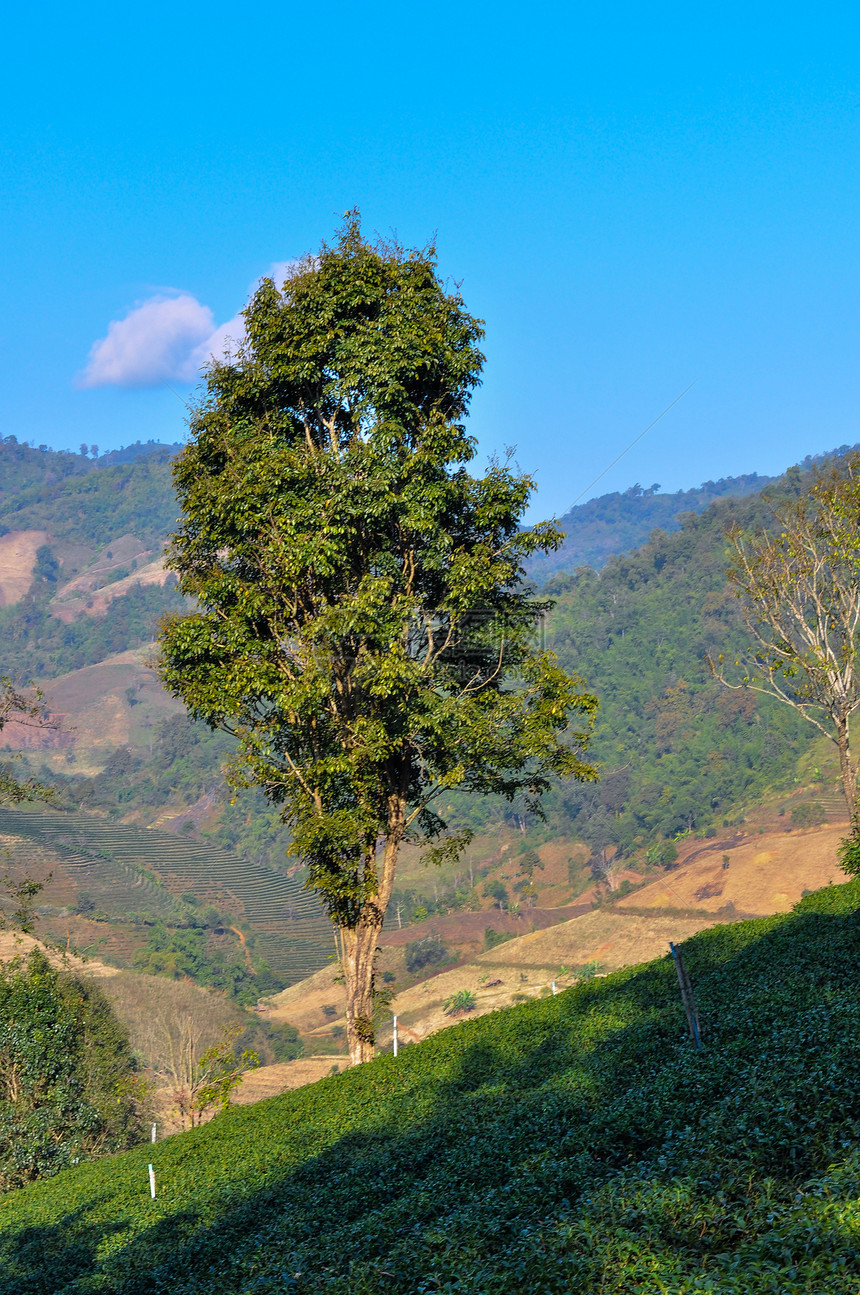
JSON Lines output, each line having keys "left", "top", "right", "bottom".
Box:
{"left": 442, "top": 989, "right": 476, "bottom": 1015}
{"left": 483, "top": 879, "right": 509, "bottom": 909}
{"left": 0, "top": 951, "right": 145, "bottom": 1189}
{"left": 791, "top": 801, "right": 827, "bottom": 828}
{"left": 404, "top": 935, "right": 449, "bottom": 975}
{"left": 645, "top": 840, "right": 679, "bottom": 868}
{"left": 837, "top": 830, "right": 860, "bottom": 875}
{"left": 483, "top": 927, "right": 513, "bottom": 951}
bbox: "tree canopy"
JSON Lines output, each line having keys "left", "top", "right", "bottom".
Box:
{"left": 159, "top": 216, "right": 597, "bottom": 1061}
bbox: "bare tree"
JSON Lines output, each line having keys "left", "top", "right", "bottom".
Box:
{"left": 710, "top": 455, "right": 860, "bottom": 823}
{"left": 99, "top": 973, "right": 256, "bottom": 1128}
{"left": 590, "top": 845, "right": 625, "bottom": 892}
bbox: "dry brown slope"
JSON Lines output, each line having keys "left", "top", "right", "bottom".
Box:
{"left": 259, "top": 906, "right": 715, "bottom": 1048}
{"left": 0, "top": 530, "right": 47, "bottom": 606}
{"left": 618, "top": 823, "right": 850, "bottom": 916}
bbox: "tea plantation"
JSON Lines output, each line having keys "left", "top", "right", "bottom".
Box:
{"left": 2, "top": 881, "right": 860, "bottom": 1293}
{"left": 0, "top": 809, "right": 333, "bottom": 983}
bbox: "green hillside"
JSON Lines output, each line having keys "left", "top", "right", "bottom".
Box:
{"left": 0, "top": 439, "right": 848, "bottom": 942}
{"left": 443, "top": 475, "right": 819, "bottom": 859}
{"left": 525, "top": 444, "right": 860, "bottom": 581}
{"left": 2, "top": 879, "right": 860, "bottom": 1293}
{"left": 0, "top": 808, "right": 333, "bottom": 986}
{"left": 0, "top": 436, "right": 181, "bottom": 547}
{"left": 525, "top": 470, "right": 774, "bottom": 578}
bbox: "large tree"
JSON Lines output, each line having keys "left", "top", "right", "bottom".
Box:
{"left": 159, "top": 218, "right": 597, "bottom": 1063}
{"left": 712, "top": 453, "right": 860, "bottom": 824}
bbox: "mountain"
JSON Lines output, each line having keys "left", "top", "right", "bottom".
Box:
{"left": 525, "top": 472, "right": 773, "bottom": 580}
{"left": 525, "top": 444, "right": 860, "bottom": 581}
{"left": 0, "top": 435, "right": 850, "bottom": 989}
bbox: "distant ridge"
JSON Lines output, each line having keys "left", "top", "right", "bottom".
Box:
{"left": 526, "top": 443, "right": 860, "bottom": 581}
{"left": 526, "top": 474, "right": 772, "bottom": 581}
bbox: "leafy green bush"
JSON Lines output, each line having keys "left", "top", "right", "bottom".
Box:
{"left": 484, "top": 926, "right": 514, "bottom": 950}
{"left": 0, "top": 950, "right": 145, "bottom": 1189}
{"left": 404, "top": 934, "right": 449, "bottom": 975}
{"left": 442, "top": 989, "right": 476, "bottom": 1015}
{"left": 837, "top": 829, "right": 860, "bottom": 875}
{"left": 646, "top": 840, "right": 679, "bottom": 868}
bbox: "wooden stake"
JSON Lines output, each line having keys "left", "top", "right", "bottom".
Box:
{"left": 669, "top": 941, "right": 702, "bottom": 1048}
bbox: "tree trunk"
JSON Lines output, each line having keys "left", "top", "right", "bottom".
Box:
{"left": 341, "top": 819, "right": 403, "bottom": 1065}
{"left": 342, "top": 915, "right": 383, "bottom": 1065}
{"left": 836, "top": 717, "right": 859, "bottom": 824}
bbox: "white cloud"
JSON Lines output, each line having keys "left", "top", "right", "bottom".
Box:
{"left": 80, "top": 259, "right": 297, "bottom": 390}
{"left": 186, "top": 312, "right": 245, "bottom": 374}
{"left": 79, "top": 293, "right": 218, "bottom": 389}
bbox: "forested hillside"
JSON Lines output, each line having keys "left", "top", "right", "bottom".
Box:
{"left": 0, "top": 436, "right": 181, "bottom": 546}
{"left": 0, "top": 436, "right": 186, "bottom": 679}
{"left": 443, "top": 460, "right": 845, "bottom": 862}
{"left": 525, "top": 472, "right": 773, "bottom": 578}
{"left": 0, "top": 436, "right": 845, "bottom": 920}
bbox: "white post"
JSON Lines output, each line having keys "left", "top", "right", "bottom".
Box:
{"left": 392, "top": 1015, "right": 398, "bottom": 1058}
{"left": 151, "top": 1122, "right": 157, "bottom": 1143}
{"left": 148, "top": 1164, "right": 156, "bottom": 1200}
{"left": 551, "top": 981, "right": 557, "bottom": 995}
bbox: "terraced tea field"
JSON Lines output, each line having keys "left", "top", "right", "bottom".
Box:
{"left": 0, "top": 809, "right": 334, "bottom": 984}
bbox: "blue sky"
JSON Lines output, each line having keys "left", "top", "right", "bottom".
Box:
{"left": 2, "top": 1, "right": 859, "bottom": 519}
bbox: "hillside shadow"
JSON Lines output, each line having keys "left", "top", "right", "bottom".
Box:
{"left": 2, "top": 900, "right": 860, "bottom": 1293}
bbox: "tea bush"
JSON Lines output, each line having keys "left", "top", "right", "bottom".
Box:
{"left": 3, "top": 880, "right": 860, "bottom": 1292}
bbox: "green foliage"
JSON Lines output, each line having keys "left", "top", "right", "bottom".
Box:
{"left": 0, "top": 950, "right": 144, "bottom": 1190}
{"left": 719, "top": 451, "right": 860, "bottom": 822}
{"left": 483, "top": 878, "right": 510, "bottom": 909}
{"left": 646, "top": 840, "right": 679, "bottom": 868}
{"left": 0, "top": 679, "right": 54, "bottom": 810}
{"left": 0, "top": 438, "right": 186, "bottom": 680}
{"left": 442, "top": 988, "right": 476, "bottom": 1015}
{"left": 404, "top": 934, "right": 450, "bottom": 975}
{"left": 131, "top": 922, "right": 285, "bottom": 1005}
{"left": 7, "top": 883, "right": 860, "bottom": 1288}
{"left": 191, "top": 1031, "right": 259, "bottom": 1123}
{"left": 32, "top": 546, "right": 59, "bottom": 584}
{"left": 837, "top": 829, "right": 860, "bottom": 876}
{"left": 526, "top": 472, "right": 776, "bottom": 578}
{"left": 0, "top": 579, "right": 187, "bottom": 679}
{"left": 158, "top": 216, "right": 597, "bottom": 930}
{"left": 517, "top": 848, "right": 544, "bottom": 878}
{"left": 523, "top": 476, "right": 825, "bottom": 854}
{"left": 0, "top": 437, "right": 180, "bottom": 549}
{"left": 256, "top": 1022, "right": 302, "bottom": 1064}
{"left": 791, "top": 801, "right": 827, "bottom": 828}
{"left": 484, "top": 925, "right": 513, "bottom": 950}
